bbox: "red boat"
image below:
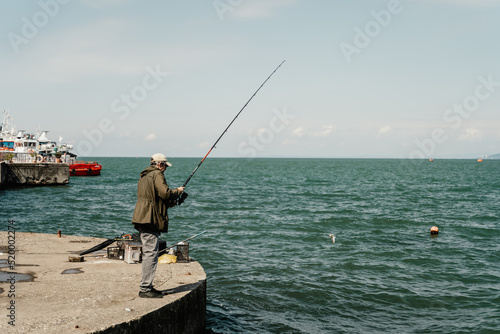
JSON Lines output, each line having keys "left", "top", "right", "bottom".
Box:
{"left": 69, "top": 161, "right": 102, "bottom": 176}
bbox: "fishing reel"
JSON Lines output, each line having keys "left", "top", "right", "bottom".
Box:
{"left": 167, "top": 192, "right": 188, "bottom": 207}
{"left": 177, "top": 192, "right": 189, "bottom": 206}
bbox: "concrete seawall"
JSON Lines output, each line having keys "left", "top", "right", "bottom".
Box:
{"left": 0, "top": 162, "right": 5, "bottom": 186}
{"left": 0, "top": 232, "right": 206, "bottom": 333}
{"left": 0, "top": 162, "right": 70, "bottom": 188}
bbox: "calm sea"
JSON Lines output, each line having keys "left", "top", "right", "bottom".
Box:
{"left": 2, "top": 158, "right": 499, "bottom": 333}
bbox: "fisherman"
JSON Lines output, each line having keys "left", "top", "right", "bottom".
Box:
{"left": 132, "top": 153, "right": 184, "bottom": 298}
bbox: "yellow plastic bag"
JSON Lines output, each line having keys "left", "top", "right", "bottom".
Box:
{"left": 159, "top": 254, "right": 177, "bottom": 264}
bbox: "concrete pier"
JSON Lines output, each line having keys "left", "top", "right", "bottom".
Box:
{"left": 0, "top": 162, "right": 70, "bottom": 188}
{"left": 0, "top": 232, "right": 206, "bottom": 334}
{"left": 0, "top": 162, "right": 5, "bottom": 186}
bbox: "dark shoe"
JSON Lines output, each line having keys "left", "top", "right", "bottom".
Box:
{"left": 151, "top": 287, "right": 167, "bottom": 296}
{"left": 139, "top": 291, "right": 163, "bottom": 298}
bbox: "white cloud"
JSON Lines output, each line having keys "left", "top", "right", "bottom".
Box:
{"left": 292, "top": 125, "right": 335, "bottom": 138}
{"left": 145, "top": 133, "right": 157, "bottom": 141}
{"left": 458, "top": 128, "right": 483, "bottom": 141}
{"left": 292, "top": 127, "right": 305, "bottom": 137}
{"left": 256, "top": 128, "right": 268, "bottom": 136}
{"left": 311, "top": 125, "right": 335, "bottom": 138}
{"left": 377, "top": 125, "right": 395, "bottom": 138}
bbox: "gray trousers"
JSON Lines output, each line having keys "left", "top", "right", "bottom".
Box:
{"left": 138, "top": 227, "right": 160, "bottom": 292}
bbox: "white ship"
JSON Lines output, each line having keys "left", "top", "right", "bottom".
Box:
{"left": 0, "top": 109, "right": 77, "bottom": 163}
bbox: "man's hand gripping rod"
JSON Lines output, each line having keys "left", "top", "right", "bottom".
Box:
{"left": 178, "top": 60, "right": 286, "bottom": 205}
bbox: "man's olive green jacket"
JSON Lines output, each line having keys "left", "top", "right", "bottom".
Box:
{"left": 132, "top": 166, "right": 181, "bottom": 232}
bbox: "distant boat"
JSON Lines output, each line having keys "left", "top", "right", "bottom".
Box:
{"left": 69, "top": 161, "right": 102, "bottom": 176}
{"left": 1, "top": 109, "right": 102, "bottom": 177}
{"left": 1, "top": 109, "right": 76, "bottom": 163}
{"left": 477, "top": 158, "right": 483, "bottom": 162}
{"left": 429, "top": 159, "right": 434, "bottom": 162}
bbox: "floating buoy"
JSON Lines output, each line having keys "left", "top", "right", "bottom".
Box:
{"left": 430, "top": 226, "right": 439, "bottom": 235}
{"left": 329, "top": 234, "right": 336, "bottom": 244}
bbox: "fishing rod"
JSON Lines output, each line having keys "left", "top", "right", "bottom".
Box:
{"left": 177, "top": 60, "right": 286, "bottom": 205}
{"left": 79, "top": 218, "right": 234, "bottom": 256}
{"left": 159, "top": 219, "right": 235, "bottom": 252}
{"left": 79, "top": 234, "right": 134, "bottom": 256}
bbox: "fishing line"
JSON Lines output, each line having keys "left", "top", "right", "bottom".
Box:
{"left": 178, "top": 60, "right": 286, "bottom": 205}
{"left": 159, "top": 218, "right": 235, "bottom": 253}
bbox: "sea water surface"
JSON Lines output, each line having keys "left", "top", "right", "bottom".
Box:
{"left": 2, "top": 158, "right": 499, "bottom": 333}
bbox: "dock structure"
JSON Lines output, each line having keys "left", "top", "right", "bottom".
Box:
{"left": 0, "top": 162, "right": 69, "bottom": 188}
{"left": 0, "top": 232, "right": 207, "bottom": 334}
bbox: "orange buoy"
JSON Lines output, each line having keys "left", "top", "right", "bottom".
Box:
{"left": 430, "top": 226, "right": 439, "bottom": 235}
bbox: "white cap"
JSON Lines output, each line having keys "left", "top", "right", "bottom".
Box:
{"left": 151, "top": 153, "right": 172, "bottom": 167}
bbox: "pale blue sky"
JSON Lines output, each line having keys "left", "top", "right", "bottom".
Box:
{"left": 1, "top": 0, "right": 499, "bottom": 158}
